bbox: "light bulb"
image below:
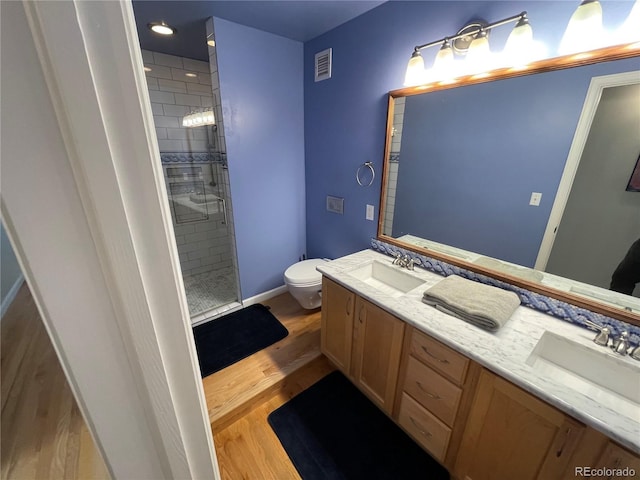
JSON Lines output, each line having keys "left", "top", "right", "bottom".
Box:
{"left": 429, "top": 40, "right": 456, "bottom": 81}
{"left": 503, "top": 16, "right": 534, "bottom": 66}
{"left": 404, "top": 51, "right": 425, "bottom": 86}
{"left": 465, "top": 30, "right": 492, "bottom": 74}
{"left": 615, "top": 0, "right": 640, "bottom": 45}
{"left": 559, "top": 1, "right": 604, "bottom": 55}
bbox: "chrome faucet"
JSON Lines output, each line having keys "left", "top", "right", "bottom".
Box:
{"left": 610, "top": 331, "right": 631, "bottom": 356}
{"left": 583, "top": 320, "right": 611, "bottom": 346}
{"left": 392, "top": 253, "right": 415, "bottom": 270}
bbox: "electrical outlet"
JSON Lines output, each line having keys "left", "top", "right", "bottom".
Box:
{"left": 366, "top": 204, "right": 374, "bottom": 221}
{"left": 529, "top": 192, "right": 542, "bottom": 206}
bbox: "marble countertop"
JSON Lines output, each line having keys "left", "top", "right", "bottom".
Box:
{"left": 317, "top": 249, "right": 640, "bottom": 454}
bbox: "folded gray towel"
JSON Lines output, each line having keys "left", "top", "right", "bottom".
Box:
{"left": 422, "top": 275, "right": 521, "bottom": 332}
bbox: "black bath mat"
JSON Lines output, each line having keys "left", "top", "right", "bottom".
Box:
{"left": 268, "top": 371, "right": 449, "bottom": 480}
{"left": 193, "top": 304, "right": 288, "bottom": 377}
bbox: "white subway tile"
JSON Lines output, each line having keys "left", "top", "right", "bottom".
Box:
{"left": 171, "top": 68, "right": 201, "bottom": 84}
{"left": 157, "top": 139, "right": 183, "bottom": 152}
{"left": 150, "top": 103, "right": 164, "bottom": 115}
{"left": 158, "top": 78, "right": 187, "bottom": 93}
{"left": 186, "top": 83, "right": 213, "bottom": 95}
{"left": 155, "top": 127, "right": 168, "bottom": 139}
{"left": 153, "top": 115, "right": 180, "bottom": 128}
{"left": 198, "top": 74, "right": 212, "bottom": 86}
{"left": 184, "top": 139, "right": 208, "bottom": 152}
{"left": 183, "top": 58, "right": 210, "bottom": 74}
{"left": 188, "top": 128, "right": 207, "bottom": 141}
{"left": 167, "top": 128, "right": 189, "bottom": 140}
{"left": 153, "top": 52, "right": 184, "bottom": 69}
{"left": 141, "top": 49, "right": 154, "bottom": 63}
{"left": 162, "top": 104, "right": 189, "bottom": 117}
{"left": 174, "top": 224, "right": 196, "bottom": 235}
{"left": 200, "top": 96, "right": 213, "bottom": 107}
{"left": 174, "top": 93, "right": 202, "bottom": 107}
{"left": 149, "top": 90, "right": 175, "bottom": 105}
{"left": 145, "top": 64, "right": 173, "bottom": 80}
{"left": 146, "top": 77, "right": 159, "bottom": 90}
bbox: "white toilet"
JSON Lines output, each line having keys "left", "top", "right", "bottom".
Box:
{"left": 284, "top": 259, "right": 327, "bottom": 309}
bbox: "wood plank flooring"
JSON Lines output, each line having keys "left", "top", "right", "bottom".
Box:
{"left": 1, "top": 285, "right": 329, "bottom": 479}
{"left": 1, "top": 283, "right": 109, "bottom": 480}
{"left": 203, "top": 293, "right": 324, "bottom": 432}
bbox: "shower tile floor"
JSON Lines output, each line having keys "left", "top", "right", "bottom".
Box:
{"left": 183, "top": 266, "right": 238, "bottom": 317}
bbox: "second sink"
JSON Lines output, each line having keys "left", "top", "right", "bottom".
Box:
{"left": 347, "top": 260, "right": 426, "bottom": 298}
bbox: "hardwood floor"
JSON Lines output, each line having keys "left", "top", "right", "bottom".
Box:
{"left": 1, "top": 283, "right": 109, "bottom": 480}
{"left": 1, "top": 285, "right": 328, "bottom": 479}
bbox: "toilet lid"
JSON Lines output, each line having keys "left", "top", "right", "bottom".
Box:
{"left": 284, "top": 259, "right": 326, "bottom": 286}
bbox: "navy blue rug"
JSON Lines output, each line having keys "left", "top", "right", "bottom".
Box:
{"left": 268, "top": 371, "right": 449, "bottom": 480}
{"left": 193, "top": 304, "right": 288, "bottom": 378}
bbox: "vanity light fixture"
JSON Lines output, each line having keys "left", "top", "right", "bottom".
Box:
{"left": 148, "top": 22, "right": 176, "bottom": 36}
{"left": 182, "top": 109, "right": 215, "bottom": 128}
{"left": 559, "top": 0, "right": 604, "bottom": 55}
{"left": 404, "top": 11, "right": 534, "bottom": 86}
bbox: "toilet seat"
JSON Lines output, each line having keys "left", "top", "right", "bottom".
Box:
{"left": 284, "top": 259, "right": 326, "bottom": 287}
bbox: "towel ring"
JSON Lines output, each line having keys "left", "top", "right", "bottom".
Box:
{"left": 356, "top": 161, "right": 375, "bottom": 187}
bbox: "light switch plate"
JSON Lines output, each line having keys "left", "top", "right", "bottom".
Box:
{"left": 366, "top": 204, "right": 374, "bottom": 221}
{"left": 529, "top": 192, "right": 542, "bottom": 206}
{"left": 326, "top": 195, "right": 344, "bottom": 214}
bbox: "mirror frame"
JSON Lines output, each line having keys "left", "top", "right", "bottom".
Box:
{"left": 378, "top": 43, "right": 640, "bottom": 327}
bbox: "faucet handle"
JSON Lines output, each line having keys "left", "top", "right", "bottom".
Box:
{"left": 583, "top": 320, "right": 611, "bottom": 346}
{"left": 611, "top": 331, "right": 630, "bottom": 355}
{"left": 630, "top": 345, "right": 640, "bottom": 361}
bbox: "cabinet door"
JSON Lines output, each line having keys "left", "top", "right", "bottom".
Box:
{"left": 455, "top": 369, "right": 584, "bottom": 480}
{"left": 351, "top": 297, "right": 405, "bottom": 414}
{"left": 588, "top": 442, "right": 640, "bottom": 480}
{"left": 320, "top": 278, "right": 355, "bottom": 374}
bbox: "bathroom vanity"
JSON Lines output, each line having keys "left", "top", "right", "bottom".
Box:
{"left": 318, "top": 250, "right": 640, "bottom": 480}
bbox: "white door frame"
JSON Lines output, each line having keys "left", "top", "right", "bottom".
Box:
{"left": 2, "top": 1, "right": 219, "bottom": 478}
{"left": 535, "top": 71, "right": 640, "bottom": 271}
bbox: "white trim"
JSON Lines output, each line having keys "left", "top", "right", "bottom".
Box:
{"left": 191, "top": 301, "right": 243, "bottom": 327}
{"left": 243, "top": 285, "right": 289, "bottom": 306}
{"left": 4, "top": 1, "right": 219, "bottom": 478}
{"left": 535, "top": 71, "right": 640, "bottom": 270}
{"left": 0, "top": 274, "right": 24, "bottom": 319}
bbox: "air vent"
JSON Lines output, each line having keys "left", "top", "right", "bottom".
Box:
{"left": 315, "top": 48, "right": 332, "bottom": 82}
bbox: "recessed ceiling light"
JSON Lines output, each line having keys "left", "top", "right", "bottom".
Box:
{"left": 148, "top": 22, "right": 175, "bottom": 36}
{"left": 185, "top": 73, "right": 197, "bottom": 78}
{"left": 207, "top": 33, "right": 215, "bottom": 47}
{"left": 144, "top": 66, "right": 152, "bottom": 72}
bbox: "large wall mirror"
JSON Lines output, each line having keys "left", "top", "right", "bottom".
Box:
{"left": 378, "top": 46, "right": 640, "bottom": 325}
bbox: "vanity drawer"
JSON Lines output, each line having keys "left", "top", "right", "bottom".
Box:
{"left": 410, "top": 329, "right": 468, "bottom": 385}
{"left": 404, "top": 356, "right": 462, "bottom": 427}
{"left": 398, "top": 392, "right": 451, "bottom": 462}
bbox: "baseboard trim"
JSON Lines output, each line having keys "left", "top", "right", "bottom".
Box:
{"left": 1, "top": 274, "right": 25, "bottom": 319}
{"left": 243, "top": 285, "right": 288, "bottom": 307}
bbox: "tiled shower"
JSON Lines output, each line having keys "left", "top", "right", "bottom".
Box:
{"left": 142, "top": 39, "right": 240, "bottom": 320}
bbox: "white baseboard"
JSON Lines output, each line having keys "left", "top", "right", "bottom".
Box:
{"left": 1, "top": 275, "right": 24, "bottom": 319}
{"left": 242, "top": 284, "right": 288, "bottom": 307}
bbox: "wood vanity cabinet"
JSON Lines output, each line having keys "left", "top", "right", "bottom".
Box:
{"left": 351, "top": 296, "right": 405, "bottom": 414}
{"left": 454, "top": 369, "right": 586, "bottom": 480}
{"left": 320, "top": 278, "right": 405, "bottom": 414}
{"left": 320, "top": 276, "right": 640, "bottom": 480}
{"left": 320, "top": 278, "right": 355, "bottom": 374}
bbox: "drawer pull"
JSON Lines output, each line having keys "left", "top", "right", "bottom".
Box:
{"left": 416, "top": 381, "right": 441, "bottom": 400}
{"left": 409, "top": 416, "right": 432, "bottom": 438}
{"left": 555, "top": 427, "right": 572, "bottom": 458}
{"left": 421, "top": 346, "right": 450, "bottom": 364}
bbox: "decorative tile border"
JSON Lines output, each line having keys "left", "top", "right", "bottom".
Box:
{"left": 371, "top": 238, "right": 640, "bottom": 345}
{"left": 160, "top": 152, "right": 226, "bottom": 165}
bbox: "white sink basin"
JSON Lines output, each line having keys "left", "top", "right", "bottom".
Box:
{"left": 527, "top": 331, "right": 640, "bottom": 419}
{"left": 347, "top": 260, "right": 426, "bottom": 298}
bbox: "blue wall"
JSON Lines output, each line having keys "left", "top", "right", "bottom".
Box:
{"left": 303, "top": 0, "right": 637, "bottom": 260}
{"left": 214, "top": 18, "right": 305, "bottom": 298}
{"left": 393, "top": 58, "right": 640, "bottom": 267}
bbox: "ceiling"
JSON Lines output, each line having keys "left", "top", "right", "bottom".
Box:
{"left": 132, "top": 1, "right": 385, "bottom": 61}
